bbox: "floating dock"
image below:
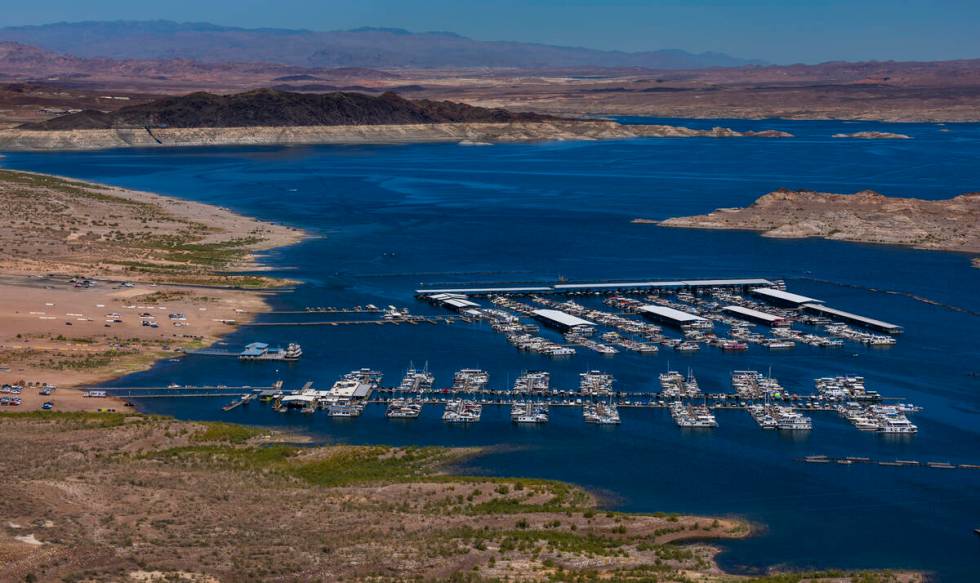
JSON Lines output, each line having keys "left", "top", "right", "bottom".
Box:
{"left": 416, "top": 278, "right": 775, "bottom": 297}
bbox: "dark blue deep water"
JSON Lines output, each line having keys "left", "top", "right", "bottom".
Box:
{"left": 4, "top": 118, "right": 979, "bottom": 580}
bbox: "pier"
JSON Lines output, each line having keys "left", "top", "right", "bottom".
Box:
{"left": 416, "top": 278, "right": 775, "bottom": 298}
{"left": 239, "top": 316, "right": 459, "bottom": 327}
{"left": 95, "top": 384, "right": 902, "bottom": 413}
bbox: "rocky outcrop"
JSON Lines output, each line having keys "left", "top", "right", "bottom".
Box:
{"left": 832, "top": 131, "right": 912, "bottom": 139}
{"left": 0, "top": 120, "right": 793, "bottom": 151}
{"left": 650, "top": 188, "right": 980, "bottom": 266}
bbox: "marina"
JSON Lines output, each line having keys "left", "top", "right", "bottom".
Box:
{"left": 92, "top": 367, "right": 923, "bottom": 434}
{"left": 408, "top": 278, "right": 907, "bottom": 365}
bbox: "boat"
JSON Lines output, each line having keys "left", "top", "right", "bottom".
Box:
{"left": 398, "top": 363, "right": 435, "bottom": 393}
{"left": 674, "top": 341, "right": 700, "bottom": 352}
{"left": 579, "top": 371, "right": 614, "bottom": 396}
{"left": 443, "top": 399, "right": 482, "bottom": 423}
{"left": 583, "top": 402, "right": 620, "bottom": 425}
{"left": 328, "top": 399, "right": 364, "bottom": 417}
{"left": 513, "top": 371, "right": 550, "bottom": 393}
{"left": 386, "top": 399, "right": 422, "bottom": 419}
{"left": 774, "top": 406, "right": 812, "bottom": 431}
{"left": 511, "top": 401, "right": 549, "bottom": 424}
{"left": 670, "top": 402, "right": 717, "bottom": 428}
{"left": 747, "top": 404, "right": 778, "bottom": 430}
{"left": 452, "top": 369, "right": 489, "bottom": 391}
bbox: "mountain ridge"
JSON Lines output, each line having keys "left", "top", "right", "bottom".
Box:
{"left": 0, "top": 20, "right": 762, "bottom": 69}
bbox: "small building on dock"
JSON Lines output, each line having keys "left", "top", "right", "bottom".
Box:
{"left": 240, "top": 342, "right": 270, "bottom": 358}
{"left": 531, "top": 309, "right": 596, "bottom": 335}
{"left": 751, "top": 287, "right": 824, "bottom": 308}
{"left": 239, "top": 342, "right": 303, "bottom": 361}
{"left": 424, "top": 293, "right": 481, "bottom": 312}
{"left": 637, "top": 305, "right": 709, "bottom": 328}
{"left": 722, "top": 305, "right": 790, "bottom": 327}
{"left": 801, "top": 304, "right": 903, "bottom": 334}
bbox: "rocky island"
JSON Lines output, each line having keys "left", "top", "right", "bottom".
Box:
{"left": 644, "top": 188, "right": 980, "bottom": 267}
{"left": 0, "top": 89, "right": 792, "bottom": 150}
{"left": 832, "top": 131, "right": 912, "bottom": 139}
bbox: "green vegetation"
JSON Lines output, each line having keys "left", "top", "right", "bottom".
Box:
{"left": 191, "top": 422, "right": 266, "bottom": 444}
{"left": 289, "top": 446, "right": 454, "bottom": 487}
{"left": 147, "top": 443, "right": 463, "bottom": 487}
{"left": 0, "top": 170, "right": 154, "bottom": 210}
{"left": 0, "top": 410, "right": 146, "bottom": 429}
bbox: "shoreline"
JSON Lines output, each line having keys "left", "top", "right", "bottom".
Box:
{"left": 0, "top": 120, "right": 792, "bottom": 151}
{"left": 0, "top": 169, "right": 308, "bottom": 411}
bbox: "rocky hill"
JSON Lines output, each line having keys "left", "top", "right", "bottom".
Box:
{"left": 18, "top": 89, "right": 556, "bottom": 130}
{"left": 649, "top": 189, "right": 980, "bottom": 266}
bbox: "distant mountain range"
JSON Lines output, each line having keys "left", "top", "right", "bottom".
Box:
{"left": 0, "top": 20, "right": 762, "bottom": 69}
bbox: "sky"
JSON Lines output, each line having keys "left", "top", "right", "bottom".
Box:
{"left": 4, "top": 0, "right": 979, "bottom": 64}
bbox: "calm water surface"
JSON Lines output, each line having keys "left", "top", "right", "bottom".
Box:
{"left": 4, "top": 118, "right": 979, "bottom": 580}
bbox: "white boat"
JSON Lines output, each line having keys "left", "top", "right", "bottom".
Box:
{"left": 327, "top": 399, "right": 363, "bottom": 417}
{"left": 670, "top": 402, "right": 717, "bottom": 428}
{"left": 748, "top": 404, "right": 778, "bottom": 430}
{"left": 579, "top": 371, "right": 614, "bottom": 396}
{"left": 878, "top": 416, "right": 918, "bottom": 434}
{"left": 511, "top": 401, "right": 549, "bottom": 424}
{"left": 775, "top": 407, "right": 813, "bottom": 431}
{"left": 443, "top": 399, "right": 482, "bottom": 423}
{"left": 386, "top": 399, "right": 422, "bottom": 419}
{"left": 583, "top": 402, "right": 620, "bottom": 424}
{"left": 452, "top": 369, "right": 489, "bottom": 391}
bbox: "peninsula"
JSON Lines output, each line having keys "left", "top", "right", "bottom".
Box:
{"left": 0, "top": 413, "right": 923, "bottom": 583}
{"left": 0, "top": 170, "right": 304, "bottom": 408}
{"left": 644, "top": 189, "right": 980, "bottom": 267}
{"left": 0, "top": 89, "right": 792, "bottom": 151}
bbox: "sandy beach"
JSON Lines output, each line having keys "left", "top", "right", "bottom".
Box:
{"left": 0, "top": 169, "right": 305, "bottom": 411}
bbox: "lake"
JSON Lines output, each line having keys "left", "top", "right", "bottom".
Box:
{"left": 4, "top": 117, "right": 979, "bottom": 580}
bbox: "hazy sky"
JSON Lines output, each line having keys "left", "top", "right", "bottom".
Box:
{"left": 5, "top": 0, "right": 979, "bottom": 64}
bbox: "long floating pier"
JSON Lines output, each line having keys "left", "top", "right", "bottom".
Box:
{"left": 800, "top": 455, "right": 979, "bottom": 471}
{"left": 240, "top": 317, "right": 458, "bottom": 327}
{"left": 416, "top": 278, "right": 775, "bottom": 297}
{"left": 97, "top": 385, "right": 881, "bottom": 411}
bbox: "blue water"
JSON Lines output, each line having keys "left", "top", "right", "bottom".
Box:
{"left": 4, "top": 118, "right": 979, "bottom": 580}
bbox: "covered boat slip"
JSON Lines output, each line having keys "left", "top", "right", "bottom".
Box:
{"left": 722, "top": 305, "right": 790, "bottom": 326}
{"left": 637, "top": 304, "right": 707, "bottom": 327}
{"left": 802, "top": 303, "right": 903, "bottom": 334}
{"left": 750, "top": 287, "right": 824, "bottom": 307}
{"left": 531, "top": 308, "right": 596, "bottom": 332}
